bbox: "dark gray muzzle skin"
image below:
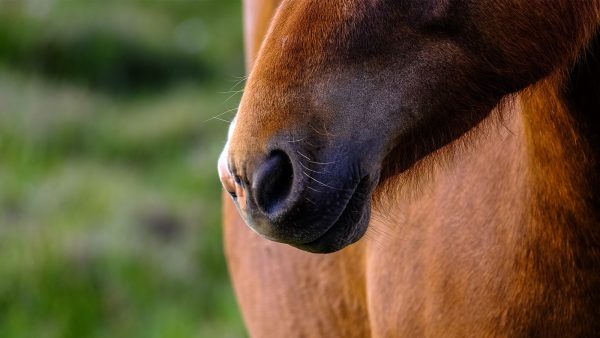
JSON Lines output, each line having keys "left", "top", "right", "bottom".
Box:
{"left": 224, "top": 130, "right": 381, "bottom": 253}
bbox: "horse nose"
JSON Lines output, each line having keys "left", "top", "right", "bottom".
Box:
{"left": 220, "top": 147, "right": 296, "bottom": 220}
{"left": 218, "top": 148, "right": 244, "bottom": 200}
{"left": 252, "top": 150, "right": 295, "bottom": 216}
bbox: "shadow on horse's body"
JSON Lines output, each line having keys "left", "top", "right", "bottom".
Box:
{"left": 220, "top": 1, "right": 600, "bottom": 336}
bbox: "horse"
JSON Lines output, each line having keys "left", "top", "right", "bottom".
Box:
{"left": 218, "top": 0, "right": 600, "bottom": 336}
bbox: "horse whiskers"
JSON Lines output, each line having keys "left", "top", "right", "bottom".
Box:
{"left": 310, "top": 123, "right": 336, "bottom": 138}
{"left": 287, "top": 136, "right": 308, "bottom": 143}
{"left": 222, "top": 107, "right": 239, "bottom": 114}
{"left": 296, "top": 151, "right": 336, "bottom": 165}
{"left": 298, "top": 160, "right": 329, "bottom": 175}
{"left": 212, "top": 117, "right": 233, "bottom": 123}
{"left": 304, "top": 197, "right": 318, "bottom": 207}
{"left": 219, "top": 89, "right": 245, "bottom": 94}
{"left": 302, "top": 171, "right": 351, "bottom": 192}
{"left": 286, "top": 137, "right": 319, "bottom": 148}
{"left": 306, "top": 186, "right": 323, "bottom": 193}
{"left": 222, "top": 89, "right": 245, "bottom": 104}
{"left": 201, "top": 107, "right": 238, "bottom": 124}
{"left": 227, "top": 75, "right": 248, "bottom": 89}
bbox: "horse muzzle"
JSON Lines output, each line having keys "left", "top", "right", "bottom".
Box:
{"left": 218, "top": 138, "right": 378, "bottom": 253}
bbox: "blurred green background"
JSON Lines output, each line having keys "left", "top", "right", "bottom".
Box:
{"left": 0, "top": 0, "right": 246, "bottom": 337}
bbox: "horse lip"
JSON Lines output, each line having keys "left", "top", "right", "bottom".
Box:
{"left": 295, "top": 175, "right": 373, "bottom": 252}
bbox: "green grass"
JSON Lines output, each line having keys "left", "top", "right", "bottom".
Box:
{"left": 0, "top": 1, "right": 247, "bottom": 337}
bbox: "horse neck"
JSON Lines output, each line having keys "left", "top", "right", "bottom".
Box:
{"left": 521, "top": 29, "right": 600, "bottom": 253}
{"left": 514, "top": 28, "right": 600, "bottom": 324}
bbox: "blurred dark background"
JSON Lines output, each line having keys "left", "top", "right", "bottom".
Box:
{"left": 0, "top": 0, "right": 246, "bottom": 337}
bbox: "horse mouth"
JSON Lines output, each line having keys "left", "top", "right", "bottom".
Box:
{"left": 294, "top": 176, "right": 373, "bottom": 253}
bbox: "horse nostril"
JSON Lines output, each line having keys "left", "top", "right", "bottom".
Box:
{"left": 253, "top": 150, "right": 294, "bottom": 215}
{"left": 233, "top": 174, "right": 242, "bottom": 185}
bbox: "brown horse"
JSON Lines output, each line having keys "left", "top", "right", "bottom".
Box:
{"left": 219, "top": 0, "right": 600, "bottom": 336}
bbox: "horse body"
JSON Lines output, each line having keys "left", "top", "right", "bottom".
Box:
{"left": 222, "top": 1, "right": 600, "bottom": 336}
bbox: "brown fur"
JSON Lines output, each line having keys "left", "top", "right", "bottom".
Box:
{"left": 224, "top": 1, "right": 600, "bottom": 337}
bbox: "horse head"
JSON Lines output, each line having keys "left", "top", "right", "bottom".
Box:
{"left": 219, "top": 0, "right": 598, "bottom": 253}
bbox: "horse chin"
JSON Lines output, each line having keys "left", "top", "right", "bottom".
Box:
{"left": 294, "top": 204, "right": 370, "bottom": 254}
{"left": 293, "top": 175, "right": 375, "bottom": 253}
